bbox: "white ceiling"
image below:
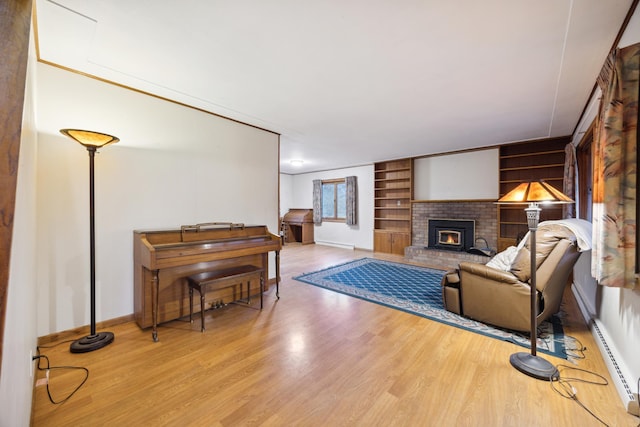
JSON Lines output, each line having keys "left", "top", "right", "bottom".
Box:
{"left": 34, "top": 0, "right": 634, "bottom": 174}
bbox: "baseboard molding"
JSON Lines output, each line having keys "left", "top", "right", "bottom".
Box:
{"left": 37, "top": 314, "right": 135, "bottom": 346}
{"left": 571, "top": 286, "right": 639, "bottom": 417}
{"left": 315, "top": 240, "right": 355, "bottom": 250}
{"left": 571, "top": 279, "right": 597, "bottom": 318}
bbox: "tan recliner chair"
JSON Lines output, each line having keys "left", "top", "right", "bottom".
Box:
{"left": 441, "top": 223, "right": 581, "bottom": 332}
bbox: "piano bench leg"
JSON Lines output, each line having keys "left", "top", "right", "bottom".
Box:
{"left": 189, "top": 287, "right": 194, "bottom": 324}
{"left": 187, "top": 266, "right": 264, "bottom": 333}
{"left": 199, "top": 290, "right": 205, "bottom": 332}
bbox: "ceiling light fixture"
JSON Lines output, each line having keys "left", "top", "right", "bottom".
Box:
{"left": 290, "top": 159, "right": 304, "bottom": 166}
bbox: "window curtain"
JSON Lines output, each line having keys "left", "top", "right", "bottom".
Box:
{"left": 592, "top": 42, "right": 639, "bottom": 289}
{"left": 312, "top": 179, "right": 322, "bottom": 224}
{"left": 563, "top": 143, "right": 576, "bottom": 219}
{"left": 345, "top": 176, "right": 357, "bottom": 226}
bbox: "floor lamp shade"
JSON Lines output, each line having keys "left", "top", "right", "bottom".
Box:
{"left": 496, "top": 180, "right": 573, "bottom": 381}
{"left": 60, "top": 129, "right": 118, "bottom": 353}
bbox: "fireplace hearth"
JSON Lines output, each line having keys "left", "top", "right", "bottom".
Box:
{"left": 427, "top": 219, "right": 475, "bottom": 252}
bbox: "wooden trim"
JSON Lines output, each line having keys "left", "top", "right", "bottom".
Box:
{"left": 320, "top": 179, "right": 346, "bottom": 221}
{"left": 577, "top": 119, "right": 596, "bottom": 150}
{"left": 36, "top": 314, "right": 135, "bottom": 346}
{"left": 500, "top": 164, "right": 565, "bottom": 172}
{"left": 31, "top": 4, "right": 280, "bottom": 138}
{"left": 321, "top": 178, "right": 346, "bottom": 184}
{"left": 35, "top": 275, "right": 276, "bottom": 346}
{"left": 0, "top": 0, "right": 32, "bottom": 376}
{"left": 412, "top": 146, "right": 498, "bottom": 160}
{"left": 37, "top": 59, "right": 281, "bottom": 137}
{"left": 571, "top": 0, "right": 640, "bottom": 136}
{"left": 412, "top": 137, "right": 572, "bottom": 162}
{"left": 499, "top": 149, "right": 565, "bottom": 159}
{"left": 576, "top": 119, "right": 595, "bottom": 221}
{"left": 411, "top": 199, "right": 496, "bottom": 203}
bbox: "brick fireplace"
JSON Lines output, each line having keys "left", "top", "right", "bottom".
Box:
{"left": 406, "top": 200, "right": 497, "bottom": 270}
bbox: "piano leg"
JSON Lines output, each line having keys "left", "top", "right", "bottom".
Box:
{"left": 260, "top": 272, "right": 264, "bottom": 309}
{"left": 275, "top": 250, "right": 280, "bottom": 299}
{"left": 152, "top": 269, "right": 159, "bottom": 342}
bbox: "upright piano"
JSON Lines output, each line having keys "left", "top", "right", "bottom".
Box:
{"left": 133, "top": 222, "right": 281, "bottom": 341}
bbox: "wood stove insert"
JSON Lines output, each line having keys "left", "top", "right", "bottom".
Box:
{"left": 427, "top": 219, "right": 475, "bottom": 252}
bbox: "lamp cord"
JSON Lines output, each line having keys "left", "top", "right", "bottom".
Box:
{"left": 563, "top": 335, "right": 587, "bottom": 360}
{"left": 34, "top": 344, "right": 89, "bottom": 405}
{"left": 551, "top": 364, "right": 610, "bottom": 426}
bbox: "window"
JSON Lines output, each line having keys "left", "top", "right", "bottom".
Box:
{"left": 576, "top": 122, "right": 593, "bottom": 221}
{"left": 322, "top": 179, "right": 346, "bottom": 221}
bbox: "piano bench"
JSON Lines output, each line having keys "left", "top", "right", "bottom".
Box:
{"left": 186, "top": 265, "right": 264, "bottom": 332}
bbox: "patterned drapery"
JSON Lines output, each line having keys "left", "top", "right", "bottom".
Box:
{"left": 563, "top": 143, "right": 576, "bottom": 219}
{"left": 592, "top": 43, "right": 639, "bottom": 289}
{"left": 346, "top": 176, "right": 357, "bottom": 225}
{"left": 312, "top": 179, "right": 322, "bottom": 224}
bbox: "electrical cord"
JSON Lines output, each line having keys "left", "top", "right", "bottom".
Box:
{"left": 34, "top": 344, "right": 89, "bottom": 405}
{"left": 512, "top": 328, "right": 584, "bottom": 360}
{"left": 550, "top": 364, "right": 609, "bottom": 426}
{"left": 563, "top": 335, "right": 587, "bottom": 360}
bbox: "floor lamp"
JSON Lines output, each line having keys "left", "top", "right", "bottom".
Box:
{"left": 496, "top": 180, "right": 574, "bottom": 381}
{"left": 60, "top": 129, "right": 119, "bottom": 353}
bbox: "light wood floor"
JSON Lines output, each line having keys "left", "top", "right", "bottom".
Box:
{"left": 31, "top": 244, "right": 638, "bottom": 426}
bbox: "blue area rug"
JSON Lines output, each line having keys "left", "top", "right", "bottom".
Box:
{"left": 294, "top": 257, "right": 570, "bottom": 359}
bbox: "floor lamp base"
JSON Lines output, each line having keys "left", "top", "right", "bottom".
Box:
{"left": 510, "top": 352, "right": 559, "bottom": 381}
{"left": 70, "top": 332, "right": 115, "bottom": 353}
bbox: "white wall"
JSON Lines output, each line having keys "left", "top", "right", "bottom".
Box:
{"left": 34, "top": 65, "right": 280, "bottom": 336}
{"left": 0, "top": 31, "right": 39, "bottom": 427}
{"left": 414, "top": 149, "right": 499, "bottom": 200}
{"left": 571, "top": 6, "right": 640, "bottom": 413}
{"left": 279, "top": 173, "right": 294, "bottom": 218}
{"left": 287, "top": 165, "right": 374, "bottom": 250}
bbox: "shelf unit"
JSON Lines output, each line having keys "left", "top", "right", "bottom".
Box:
{"left": 374, "top": 158, "right": 413, "bottom": 255}
{"left": 497, "top": 137, "right": 569, "bottom": 251}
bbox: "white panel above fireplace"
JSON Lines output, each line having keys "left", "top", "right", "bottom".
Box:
{"left": 414, "top": 149, "right": 499, "bottom": 200}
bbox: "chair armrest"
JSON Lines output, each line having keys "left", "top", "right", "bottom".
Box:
{"left": 440, "top": 270, "right": 460, "bottom": 286}
{"left": 441, "top": 270, "right": 462, "bottom": 315}
{"left": 458, "top": 262, "right": 522, "bottom": 284}
{"left": 458, "top": 262, "right": 531, "bottom": 331}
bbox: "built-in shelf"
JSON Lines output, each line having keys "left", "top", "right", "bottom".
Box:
{"left": 374, "top": 158, "right": 413, "bottom": 255}
{"left": 497, "top": 138, "right": 569, "bottom": 251}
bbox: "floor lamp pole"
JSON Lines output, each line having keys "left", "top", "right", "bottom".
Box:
{"left": 69, "top": 146, "right": 115, "bottom": 353}
{"left": 529, "top": 221, "right": 537, "bottom": 357}
{"left": 88, "top": 147, "right": 97, "bottom": 336}
{"left": 508, "top": 203, "right": 559, "bottom": 381}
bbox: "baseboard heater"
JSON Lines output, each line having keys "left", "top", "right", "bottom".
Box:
{"left": 315, "top": 240, "right": 355, "bottom": 250}
{"left": 572, "top": 286, "right": 639, "bottom": 416}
